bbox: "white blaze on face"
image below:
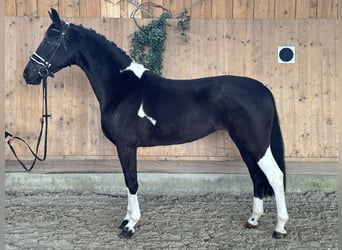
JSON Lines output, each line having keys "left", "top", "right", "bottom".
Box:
{"left": 138, "top": 102, "right": 157, "bottom": 126}
{"left": 121, "top": 60, "right": 147, "bottom": 79}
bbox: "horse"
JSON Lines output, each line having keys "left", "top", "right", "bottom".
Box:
{"left": 23, "top": 9, "right": 289, "bottom": 239}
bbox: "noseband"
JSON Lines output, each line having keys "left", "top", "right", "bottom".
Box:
{"left": 30, "top": 23, "right": 70, "bottom": 78}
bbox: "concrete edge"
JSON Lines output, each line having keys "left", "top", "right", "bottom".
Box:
{"left": 5, "top": 173, "right": 337, "bottom": 195}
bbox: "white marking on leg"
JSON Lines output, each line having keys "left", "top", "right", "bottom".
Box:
{"left": 257, "top": 146, "right": 289, "bottom": 234}
{"left": 124, "top": 188, "right": 141, "bottom": 233}
{"left": 138, "top": 103, "right": 157, "bottom": 126}
{"left": 247, "top": 197, "right": 264, "bottom": 226}
{"left": 120, "top": 60, "right": 148, "bottom": 79}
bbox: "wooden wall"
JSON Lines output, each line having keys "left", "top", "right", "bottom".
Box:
{"left": 5, "top": 0, "right": 339, "bottom": 19}
{"left": 4, "top": 16, "right": 337, "bottom": 161}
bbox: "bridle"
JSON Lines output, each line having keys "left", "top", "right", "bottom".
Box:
{"left": 7, "top": 23, "right": 70, "bottom": 172}
{"left": 30, "top": 23, "right": 70, "bottom": 78}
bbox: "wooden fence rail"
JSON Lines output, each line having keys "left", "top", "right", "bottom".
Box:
{"left": 4, "top": 17, "right": 337, "bottom": 161}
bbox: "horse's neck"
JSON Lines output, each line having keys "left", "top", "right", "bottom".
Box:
{"left": 71, "top": 26, "right": 133, "bottom": 109}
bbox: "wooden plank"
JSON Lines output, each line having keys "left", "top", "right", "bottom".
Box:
{"left": 5, "top": 0, "right": 17, "bottom": 16}
{"left": 296, "top": 0, "right": 317, "bottom": 18}
{"left": 307, "top": 20, "right": 323, "bottom": 157}
{"left": 317, "top": 0, "right": 338, "bottom": 19}
{"left": 204, "top": 19, "right": 217, "bottom": 75}
{"left": 260, "top": 20, "right": 276, "bottom": 92}
{"left": 37, "top": 0, "right": 58, "bottom": 17}
{"left": 120, "top": 0, "right": 129, "bottom": 18}
{"left": 232, "top": 0, "right": 254, "bottom": 19}
{"left": 191, "top": 0, "right": 204, "bottom": 18}
{"left": 275, "top": 0, "right": 296, "bottom": 18}
{"left": 101, "top": 0, "right": 120, "bottom": 18}
{"left": 204, "top": 0, "right": 212, "bottom": 18}
{"left": 211, "top": 0, "right": 226, "bottom": 19}
{"left": 254, "top": 0, "right": 275, "bottom": 18}
{"left": 225, "top": 0, "right": 233, "bottom": 18}
{"left": 245, "top": 20, "right": 264, "bottom": 77}
{"left": 215, "top": 19, "right": 227, "bottom": 75}
{"left": 71, "top": 67, "right": 89, "bottom": 156}
{"left": 321, "top": 20, "right": 337, "bottom": 157}
{"left": 227, "top": 20, "right": 246, "bottom": 76}
{"left": 15, "top": 0, "right": 26, "bottom": 16}
{"left": 15, "top": 0, "right": 38, "bottom": 16}
{"left": 59, "top": 0, "right": 80, "bottom": 17}
{"left": 79, "top": 0, "right": 101, "bottom": 17}
{"left": 5, "top": 17, "right": 18, "bottom": 158}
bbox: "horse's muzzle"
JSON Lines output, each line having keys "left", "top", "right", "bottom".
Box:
{"left": 23, "top": 63, "right": 43, "bottom": 85}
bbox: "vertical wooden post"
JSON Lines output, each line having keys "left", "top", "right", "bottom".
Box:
{"left": 0, "top": 0, "right": 5, "bottom": 248}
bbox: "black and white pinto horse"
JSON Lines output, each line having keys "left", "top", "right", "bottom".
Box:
{"left": 23, "top": 9, "right": 289, "bottom": 239}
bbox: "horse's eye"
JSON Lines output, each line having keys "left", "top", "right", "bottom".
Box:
{"left": 46, "top": 41, "right": 51, "bottom": 46}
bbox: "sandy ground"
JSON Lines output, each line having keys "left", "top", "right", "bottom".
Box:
{"left": 5, "top": 190, "right": 337, "bottom": 249}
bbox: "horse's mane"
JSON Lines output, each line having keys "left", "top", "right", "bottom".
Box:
{"left": 71, "top": 23, "right": 132, "bottom": 64}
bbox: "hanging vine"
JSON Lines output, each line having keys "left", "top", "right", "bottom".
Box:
{"left": 128, "top": 1, "right": 199, "bottom": 75}
{"left": 130, "top": 12, "right": 170, "bottom": 75}
{"left": 177, "top": 12, "right": 191, "bottom": 43}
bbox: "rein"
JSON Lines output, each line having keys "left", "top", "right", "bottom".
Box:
{"left": 7, "top": 23, "right": 70, "bottom": 172}
{"left": 7, "top": 77, "right": 50, "bottom": 172}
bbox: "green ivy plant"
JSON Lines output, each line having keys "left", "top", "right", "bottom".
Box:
{"left": 177, "top": 14, "right": 191, "bottom": 43}
{"left": 130, "top": 13, "right": 170, "bottom": 75}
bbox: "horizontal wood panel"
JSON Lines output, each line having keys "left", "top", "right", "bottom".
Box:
{"left": 5, "top": 0, "right": 339, "bottom": 19}
{"left": 4, "top": 17, "right": 337, "bottom": 161}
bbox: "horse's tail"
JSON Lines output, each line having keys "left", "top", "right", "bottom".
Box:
{"left": 270, "top": 101, "right": 286, "bottom": 190}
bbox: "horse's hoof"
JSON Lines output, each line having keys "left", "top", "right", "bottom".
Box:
{"left": 273, "top": 231, "right": 287, "bottom": 239}
{"left": 245, "top": 222, "right": 258, "bottom": 229}
{"left": 118, "top": 228, "right": 134, "bottom": 239}
{"left": 118, "top": 220, "right": 129, "bottom": 230}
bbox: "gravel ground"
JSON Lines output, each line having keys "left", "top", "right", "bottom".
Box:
{"left": 5, "top": 191, "right": 337, "bottom": 249}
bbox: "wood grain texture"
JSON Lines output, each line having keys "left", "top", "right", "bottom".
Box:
{"left": 5, "top": 0, "right": 339, "bottom": 19}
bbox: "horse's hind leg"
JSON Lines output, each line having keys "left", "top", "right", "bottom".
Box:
{"left": 257, "top": 146, "right": 289, "bottom": 238}
{"left": 234, "top": 143, "right": 269, "bottom": 229}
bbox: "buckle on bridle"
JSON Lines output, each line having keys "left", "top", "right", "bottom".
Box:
{"left": 38, "top": 66, "right": 53, "bottom": 78}
{"left": 30, "top": 52, "right": 54, "bottom": 78}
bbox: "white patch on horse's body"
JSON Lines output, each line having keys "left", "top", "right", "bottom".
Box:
{"left": 123, "top": 188, "right": 141, "bottom": 233}
{"left": 247, "top": 197, "right": 264, "bottom": 226}
{"left": 257, "top": 146, "right": 289, "bottom": 234}
{"left": 138, "top": 102, "right": 157, "bottom": 126}
{"left": 121, "top": 60, "right": 147, "bottom": 79}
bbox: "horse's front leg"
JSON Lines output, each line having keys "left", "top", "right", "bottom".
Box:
{"left": 117, "top": 145, "right": 141, "bottom": 239}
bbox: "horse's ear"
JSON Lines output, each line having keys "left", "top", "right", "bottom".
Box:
{"left": 48, "top": 8, "right": 63, "bottom": 29}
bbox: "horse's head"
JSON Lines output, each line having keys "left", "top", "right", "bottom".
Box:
{"left": 23, "top": 8, "right": 71, "bottom": 84}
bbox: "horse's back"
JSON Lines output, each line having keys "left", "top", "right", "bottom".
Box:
{"left": 140, "top": 73, "right": 275, "bottom": 131}
{"left": 143, "top": 72, "right": 272, "bottom": 99}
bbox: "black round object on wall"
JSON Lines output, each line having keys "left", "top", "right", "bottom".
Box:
{"left": 279, "top": 48, "right": 294, "bottom": 62}
{"left": 278, "top": 46, "right": 295, "bottom": 64}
